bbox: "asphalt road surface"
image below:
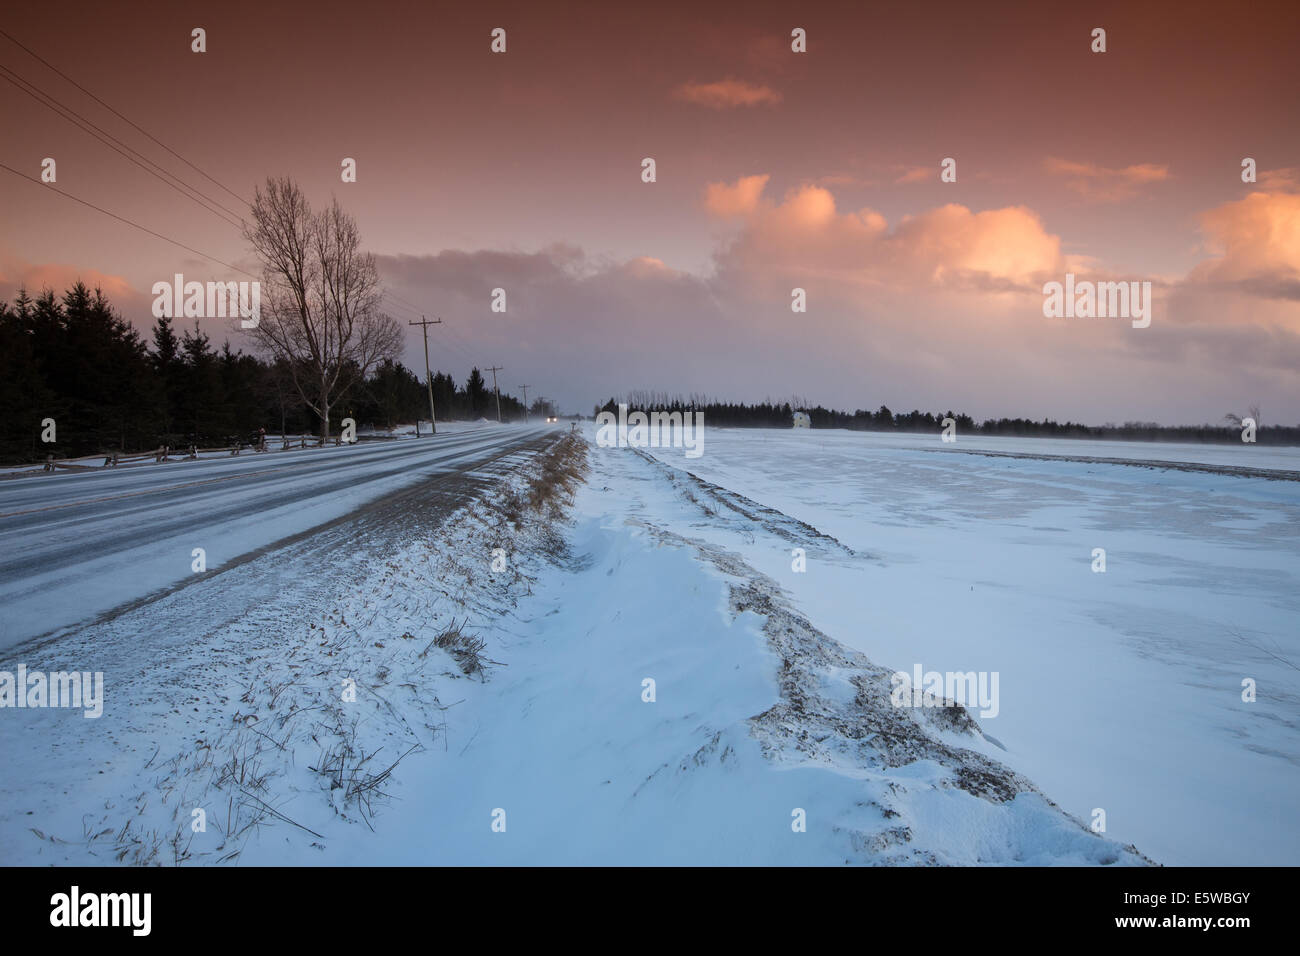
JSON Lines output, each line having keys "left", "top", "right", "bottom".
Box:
{"left": 0, "top": 424, "right": 556, "bottom": 652}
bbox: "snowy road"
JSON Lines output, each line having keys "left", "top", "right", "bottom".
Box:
{"left": 0, "top": 424, "right": 555, "bottom": 652}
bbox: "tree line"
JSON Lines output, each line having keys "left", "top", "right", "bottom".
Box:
{"left": 596, "top": 396, "right": 1300, "bottom": 445}
{"left": 0, "top": 283, "right": 525, "bottom": 464}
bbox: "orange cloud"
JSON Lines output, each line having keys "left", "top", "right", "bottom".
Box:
{"left": 1044, "top": 157, "right": 1170, "bottom": 201}
{"left": 894, "top": 165, "right": 933, "bottom": 184}
{"left": 1190, "top": 191, "right": 1300, "bottom": 299}
{"left": 711, "top": 180, "right": 1061, "bottom": 291}
{"left": 620, "top": 256, "right": 677, "bottom": 279}
{"left": 703, "top": 174, "right": 770, "bottom": 218}
{"left": 893, "top": 204, "right": 1063, "bottom": 286}
{"left": 674, "top": 78, "right": 782, "bottom": 109}
{"left": 0, "top": 249, "right": 141, "bottom": 314}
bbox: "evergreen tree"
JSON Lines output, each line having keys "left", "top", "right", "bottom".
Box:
{"left": 180, "top": 321, "right": 221, "bottom": 442}
{"left": 151, "top": 316, "right": 181, "bottom": 435}
{"left": 466, "top": 367, "right": 488, "bottom": 417}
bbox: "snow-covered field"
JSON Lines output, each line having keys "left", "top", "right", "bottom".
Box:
{"left": 638, "top": 427, "right": 1300, "bottom": 865}
{"left": 799, "top": 429, "right": 1300, "bottom": 473}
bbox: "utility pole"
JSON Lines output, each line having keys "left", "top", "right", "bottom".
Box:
{"left": 409, "top": 316, "right": 442, "bottom": 435}
{"left": 486, "top": 366, "right": 504, "bottom": 423}
{"left": 519, "top": 384, "right": 530, "bottom": 423}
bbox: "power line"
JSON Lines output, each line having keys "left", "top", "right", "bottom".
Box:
{"left": 379, "top": 295, "right": 421, "bottom": 321}
{"left": 0, "top": 26, "right": 250, "bottom": 207}
{"left": 379, "top": 292, "right": 416, "bottom": 312}
{"left": 426, "top": 313, "right": 491, "bottom": 363}
{"left": 381, "top": 288, "right": 426, "bottom": 313}
{"left": 0, "top": 64, "right": 245, "bottom": 228}
{"left": 0, "top": 160, "right": 254, "bottom": 276}
{"left": 518, "top": 384, "right": 530, "bottom": 423}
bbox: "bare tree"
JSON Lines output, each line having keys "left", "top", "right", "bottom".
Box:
{"left": 1223, "top": 403, "right": 1263, "bottom": 428}
{"left": 243, "top": 177, "right": 401, "bottom": 440}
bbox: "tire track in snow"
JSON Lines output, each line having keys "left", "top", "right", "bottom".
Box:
{"left": 630, "top": 448, "right": 866, "bottom": 562}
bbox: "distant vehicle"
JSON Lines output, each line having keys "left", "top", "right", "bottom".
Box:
{"left": 546, "top": 415, "right": 558, "bottom": 423}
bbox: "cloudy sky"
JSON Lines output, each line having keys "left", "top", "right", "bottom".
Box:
{"left": 2, "top": 0, "right": 1298, "bottom": 423}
